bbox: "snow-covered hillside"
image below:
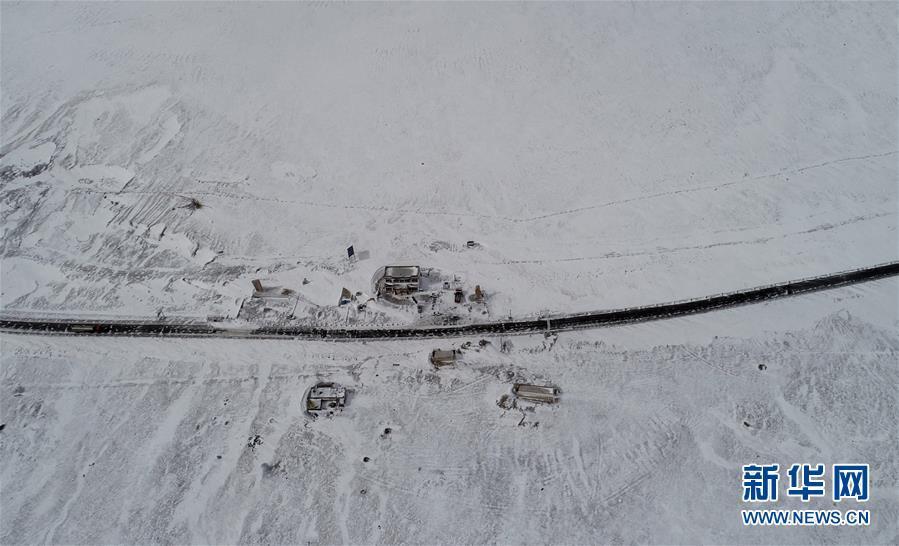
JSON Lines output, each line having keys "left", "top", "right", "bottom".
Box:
{"left": 2, "top": 3, "right": 896, "bottom": 324}
{"left": 2, "top": 278, "right": 897, "bottom": 544}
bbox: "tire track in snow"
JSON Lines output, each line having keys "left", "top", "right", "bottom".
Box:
{"left": 59, "top": 150, "right": 898, "bottom": 225}
{"left": 481, "top": 211, "right": 893, "bottom": 266}
{"left": 511, "top": 150, "right": 899, "bottom": 223}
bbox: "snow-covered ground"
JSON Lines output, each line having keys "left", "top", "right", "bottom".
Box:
{"left": 2, "top": 278, "right": 897, "bottom": 544}
{"left": 1, "top": 4, "right": 897, "bottom": 544}
{"left": 2, "top": 3, "right": 896, "bottom": 324}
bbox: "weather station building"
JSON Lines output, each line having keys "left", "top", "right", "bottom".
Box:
{"left": 374, "top": 265, "right": 421, "bottom": 298}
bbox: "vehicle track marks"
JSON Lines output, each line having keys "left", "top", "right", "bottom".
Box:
{"left": 56, "top": 151, "right": 898, "bottom": 225}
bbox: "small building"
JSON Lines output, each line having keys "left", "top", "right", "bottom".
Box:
{"left": 306, "top": 382, "right": 347, "bottom": 417}
{"left": 379, "top": 265, "right": 420, "bottom": 296}
{"left": 512, "top": 383, "right": 559, "bottom": 404}
{"left": 429, "top": 348, "right": 459, "bottom": 369}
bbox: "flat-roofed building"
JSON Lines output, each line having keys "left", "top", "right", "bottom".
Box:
{"left": 379, "top": 265, "right": 420, "bottom": 296}
{"left": 305, "top": 382, "right": 347, "bottom": 418}
{"left": 429, "top": 348, "right": 459, "bottom": 369}
{"left": 512, "top": 383, "right": 560, "bottom": 404}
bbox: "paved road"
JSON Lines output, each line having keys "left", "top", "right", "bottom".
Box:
{"left": 2, "top": 262, "right": 897, "bottom": 340}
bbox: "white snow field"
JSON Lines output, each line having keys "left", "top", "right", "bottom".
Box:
{"left": 1, "top": 279, "right": 897, "bottom": 544}
{"left": 1, "top": 3, "right": 898, "bottom": 545}
{"left": 1, "top": 2, "right": 897, "bottom": 324}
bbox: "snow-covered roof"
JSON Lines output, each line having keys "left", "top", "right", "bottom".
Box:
{"left": 384, "top": 265, "right": 420, "bottom": 278}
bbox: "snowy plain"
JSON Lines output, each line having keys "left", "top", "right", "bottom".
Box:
{"left": 2, "top": 2, "right": 897, "bottom": 324}
{"left": 2, "top": 279, "right": 898, "bottom": 544}
{"left": 1, "top": 2, "right": 898, "bottom": 545}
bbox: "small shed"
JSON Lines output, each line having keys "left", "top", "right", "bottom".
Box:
{"left": 306, "top": 382, "right": 348, "bottom": 417}
{"left": 512, "top": 383, "right": 559, "bottom": 404}
{"left": 429, "top": 349, "right": 459, "bottom": 369}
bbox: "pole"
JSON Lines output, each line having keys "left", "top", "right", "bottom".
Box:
{"left": 289, "top": 294, "right": 301, "bottom": 321}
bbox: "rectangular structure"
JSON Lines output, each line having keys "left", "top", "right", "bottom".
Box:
{"left": 382, "top": 265, "right": 420, "bottom": 295}
{"left": 306, "top": 382, "right": 347, "bottom": 416}
{"left": 429, "top": 349, "right": 459, "bottom": 368}
{"left": 512, "top": 383, "right": 560, "bottom": 404}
